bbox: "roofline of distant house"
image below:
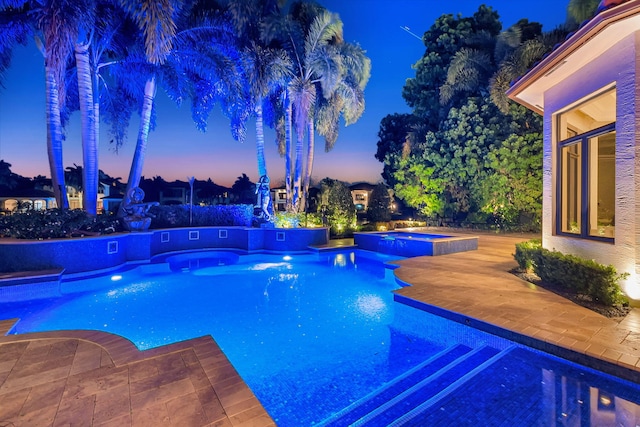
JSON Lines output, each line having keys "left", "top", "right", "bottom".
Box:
{"left": 506, "top": 0, "right": 640, "bottom": 114}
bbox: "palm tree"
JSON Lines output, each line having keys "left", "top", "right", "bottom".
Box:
{"left": 117, "top": 0, "right": 178, "bottom": 213}
{"left": 490, "top": 27, "right": 569, "bottom": 113}
{"left": 278, "top": 6, "right": 344, "bottom": 212}
{"left": 310, "top": 41, "right": 370, "bottom": 200}
{"left": 0, "top": 0, "right": 88, "bottom": 209}
{"left": 72, "top": 1, "right": 132, "bottom": 215}
{"left": 242, "top": 43, "right": 291, "bottom": 178}
{"left": 568, "top": 0, "right": 599, "bottom": 24}
{"left": 118, "top": 1, "right": 247, "bottom": 215}
{"left": 227, "top": 0, "right": 291, "bottom": 219}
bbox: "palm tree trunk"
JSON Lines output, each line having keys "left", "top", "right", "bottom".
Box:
{"left": 45, "top": 67, "right": 69, "bottom": 209}
{"left": 75, "top": 41, "right": 98, "bottom": 216}
{"left": 93, "top": 71, "right": 101, "bottom": 212}
{"left": 302, "top": 120, "right": 315, "bottom": 213}
{"left": 292, "top": 129, "right": 304, "bottom": 213}
{"left": 284, "top": 92, "right": 293, "bottom": 212}
{"left": 120, "top": 75, "right": 156, "bottom": 216}
{"left": 255, "top": 103, "right": 267, "bottom": 177}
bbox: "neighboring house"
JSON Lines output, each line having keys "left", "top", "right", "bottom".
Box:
{"left": 159, "top": 187, "right": 187, "bottom": 205}
{"left": 63, "top": 182, "right": 121, "bottom": 213}
{"left": 507, "top": 0, "right": 640, "bottom": 303}
{"left": 0, "top": 189, "right": 57, "bottom": 213}
{"left": 349, "top": 182, "right": 376, "bottom": 213}
{"left": 271, "top": 187, "right": 287, "bottom": 212}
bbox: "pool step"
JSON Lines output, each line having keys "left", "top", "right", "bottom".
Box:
{"left": 318, "top": 344, "right": 473, "bottom": 426}
{"left": 389, "top": 345, "right": 518, "bottom": 426}
{"left": 319, "top": 344, "right": 515, "bottom": 427}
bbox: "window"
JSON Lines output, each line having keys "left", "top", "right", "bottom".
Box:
{"left": 556, "top": 88, "right": 615, "bottom": 241}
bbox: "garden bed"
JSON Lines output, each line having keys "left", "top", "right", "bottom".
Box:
{"left": 513, "top": 269, "right": 631, "bottom": 320}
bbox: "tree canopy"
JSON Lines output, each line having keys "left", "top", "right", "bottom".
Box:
{"left": 380, "top": 5, "right": 568, "bottom": 230}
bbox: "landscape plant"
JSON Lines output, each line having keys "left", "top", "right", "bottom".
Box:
{"left": 514, "top": 239, "right": 629, "bottom": 307}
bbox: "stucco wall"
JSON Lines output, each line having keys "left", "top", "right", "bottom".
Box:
{"left": 542, "top": 32, "right": 639, "bottom": 301}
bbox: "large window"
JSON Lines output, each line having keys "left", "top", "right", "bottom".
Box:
{"left": 557, "top": 88, "right": 615, "bottom": 241}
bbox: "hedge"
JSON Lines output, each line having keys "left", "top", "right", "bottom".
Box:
{"left": 149, "top": 204, "right": 253, "bottom": 228}
{"left": 514, "top": 239, "right": 628, "bottom": 306}
{"left": 0, "top": 209, "right": 122, "bottom": 239}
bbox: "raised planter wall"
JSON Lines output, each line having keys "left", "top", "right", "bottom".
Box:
{"left": 0, "top": 227, "right": 329, "bottom": 276}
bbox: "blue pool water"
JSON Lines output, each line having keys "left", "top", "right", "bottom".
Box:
{"left": 2, "top": 250, "right": 640, "bottom": 426}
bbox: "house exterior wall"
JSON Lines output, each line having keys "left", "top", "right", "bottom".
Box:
{"left": 542, "top": 32, "right": 640, "bottom": 301}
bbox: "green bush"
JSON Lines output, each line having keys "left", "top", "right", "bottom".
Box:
{"left": 514, "top": 239, "right": 628, "bottom": 306}
{"left": 0, "top": 209, "right": 122, "bottom": 239}
{"left": 274, "top": 212, "right": 322, "bottom": 228}
{"left": 149, "top": 204, "right": 253, "bottom": 228}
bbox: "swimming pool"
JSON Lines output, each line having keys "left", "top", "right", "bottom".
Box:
{"left": 2, "top": 250, "right": 639, "bottom": 425}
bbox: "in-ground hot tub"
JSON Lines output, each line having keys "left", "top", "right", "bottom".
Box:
{"left": 354, "top": 230, "right": 478, "bottom": 257}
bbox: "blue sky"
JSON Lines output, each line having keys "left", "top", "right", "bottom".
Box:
{"left": 0, "top": 1, "right": 568, "bottom": 187}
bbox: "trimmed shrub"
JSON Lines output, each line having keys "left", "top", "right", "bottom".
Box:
{"left": 149, "top": 204, "right": 253, "bottom": 228}
{"left": 0, "top": 209, "right": 122, "bottom": 239}
{"left": 514, "top": 240, "right": 628, "bottom": 306}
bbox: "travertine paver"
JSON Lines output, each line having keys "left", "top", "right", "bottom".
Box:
{"left": 0, "top": 329, "right": 275, "bottom": 427}
{"left": 391, "top": 230, "right": 640, "bottom": 379}
{"left": 1, "top": 231, "right": 639, "bottom": 425}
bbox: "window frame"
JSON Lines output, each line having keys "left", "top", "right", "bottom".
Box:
{"left": 555, "top": 122, "right": 615, "bottom": 243}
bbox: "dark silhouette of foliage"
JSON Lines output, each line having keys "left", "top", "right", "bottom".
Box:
{"left": 367, "top": 183, "right": 391, "bottom": 223}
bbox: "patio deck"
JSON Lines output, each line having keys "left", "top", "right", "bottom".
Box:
{"left": 1, "top": 232, "right": 639, "bottom": 426}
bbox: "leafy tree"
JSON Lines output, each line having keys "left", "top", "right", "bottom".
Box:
{"left": 392, "top": 6, "right": 549, "bottom": 227}
{"left": 481, "top": 132, "right": 542, "bottom": 228}
{"left": 0, "top": 160, "right": 18, "bottom": 190}
{"left": 402, "top": 6, "right": 501, "bottom": 131}
{"left": 231, "top": 173, "right": 255, "bottom": 205}
{"left": 392, "top": 153, "right": 443, "bottom": 218}
{"left": 367, "top": 183, "right": 391, "bottom": 223}
{"left": 318, "top": 178, "right": 355, "bottom": 234}
{"left": 375, "top": 113, "right": 416, "bottom": 187}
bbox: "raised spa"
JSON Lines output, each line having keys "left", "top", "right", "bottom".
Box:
{"left": 354, "top": 231, "right": 478, "bottom": 257}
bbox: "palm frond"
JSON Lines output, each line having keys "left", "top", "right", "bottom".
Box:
{"left": 119, "top": 0, "right": 179, "bottom": 65}
{"left": 304, "top": 10, "right": 343, "bottom": 60}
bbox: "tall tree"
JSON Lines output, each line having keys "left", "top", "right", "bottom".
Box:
{"left": 567, "top": 0, "right": 599, "bottom": 24}
{"left": 72, "top": 1, "right": 133, "bottom": 215}
{"left": 0, "top": 0, "right": 90, "bottom": 209}
{"left": 118, "top": 0, "right": 179, "bottom": 213}
{"left": 374, "top": 113, "right": 416, "bottom": 187}
{"left": 367, "top": 183, "right": 392, "bottom": 223}
{"left": 279, "top": 5, "right": 345, "bottom": 212}
{"left": 118, "top": 1, "right": 245, "bottom": 215}
{"left": 311, "top": 41, "right": 370, "bottom": 202}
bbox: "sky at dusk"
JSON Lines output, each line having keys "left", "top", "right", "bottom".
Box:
{"left": 0, "top": 1, "right": 568, "bottom": 188}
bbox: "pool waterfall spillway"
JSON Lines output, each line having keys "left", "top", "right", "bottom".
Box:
{"left": 354, "top": 231, "right": 478, "bottom": 257}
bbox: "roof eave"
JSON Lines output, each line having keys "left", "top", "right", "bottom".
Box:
{"left": 507, "top": 0, "right": 640, "bottom": 110}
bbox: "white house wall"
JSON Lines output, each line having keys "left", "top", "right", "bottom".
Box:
{"left": 542, "top": 32, "right": 639, "bottom": 301}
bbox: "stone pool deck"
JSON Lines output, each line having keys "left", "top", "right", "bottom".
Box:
{"left": 1, "top": 231, "right": 639, "bottom": 425}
